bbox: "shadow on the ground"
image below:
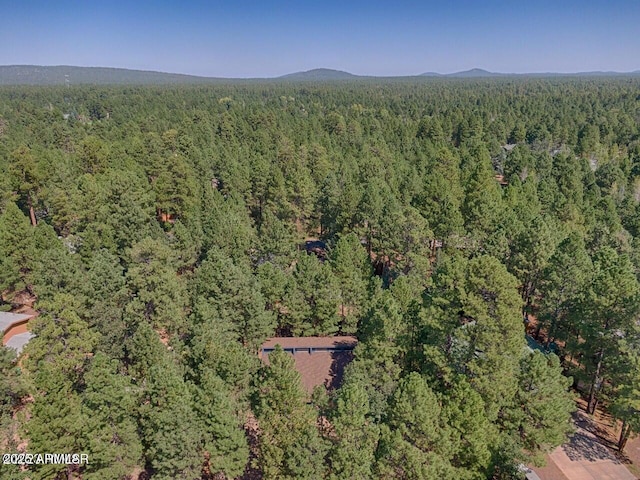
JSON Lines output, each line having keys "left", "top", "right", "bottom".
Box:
{"left": 561, "top": 409, "right": 623, "bottom": 463}
{"left": 562, "top": 429, "right": 620, "bottom": 463}
{"left": 572, "top": 409, "right": 619, "bottom": 450}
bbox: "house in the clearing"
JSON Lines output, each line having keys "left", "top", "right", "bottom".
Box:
{"left": 495, "top": 173, "right": 509, "bottom": 187}
{"left": 1, "top": 311, "right": 35, "bottom": 354}
{"left": 260, "top": 336, "right": 358, "bottom": 394}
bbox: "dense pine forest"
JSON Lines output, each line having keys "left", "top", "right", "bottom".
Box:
{"left": 1, "top": 78, "right": 640, "bottom": 479}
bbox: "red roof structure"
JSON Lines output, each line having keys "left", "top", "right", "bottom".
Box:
{"left": 260, "top": 336, "right": 358, "bottom": 394}
{"left": 1, "top": 311, "right": 36, "bottom": 353}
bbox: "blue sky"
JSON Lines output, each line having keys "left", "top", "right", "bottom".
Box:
{"left": 0, "top": 0, "right": 638, "bottom": 77}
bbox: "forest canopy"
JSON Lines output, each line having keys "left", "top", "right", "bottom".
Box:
{"left": 1, "top": 77, "right": 639, "bottom": 479}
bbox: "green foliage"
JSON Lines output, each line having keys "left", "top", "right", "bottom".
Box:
{"left": 425, "top": 255, "right": 524, "bottom": 420}
{"left": 329, "top": 233, "right": 373, "bottom": 333}
{"left": 254, "top": 346, "right": 328, "bottom": 479}
{"left": 192, "top": 247, "right": 275, "bottom": 347}
{"left": 283, "top": 252, "right": 340, "bottom": 336}
{"left": 577, "top": 247, "right": 640, "bottom": 413}
{"left": 83, "top": 248, "right": 129, "bottom": 357}
{"left": 507, "top": 352, "right": 575, "bottom": 463}
{"left": 3, "top": 79, "right": 640, "bottom": 477}
{"left": 0, "top": 347, "right": 27, "bottom": 480}
{"left": 375, "top": 373, "right": 459, "bottom": 479}
{"left": 25, "top": 370, "right": 89, "bottom": 480}
{"left": 81, "top": 353, "right": 143, "bottom": 479}
{"left": 139, "top": 354, "right": 202, "bottom": 479}
{"left": 328, "top": 381, "right": 380, "bottom": 479}
{"left": 25, "top": 293, "right": 98, "bottom": 386}
{"left": 125, "top": 236, "right": 187, "bottom": 332}
{"left": 538, "top": 232, "right": 592, "bottom": 347}
{"left": 0, "top": 202, "right": 35, "bottom": 295}
{"left": 193, "top": 370, "right": 249, "bottom": 478}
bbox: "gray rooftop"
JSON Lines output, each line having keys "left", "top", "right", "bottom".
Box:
{"left": 5, "top": 332, "right": 34, "bottom": 354}
{"left": 0, "top": 311, "right": 32, "bottom": 332}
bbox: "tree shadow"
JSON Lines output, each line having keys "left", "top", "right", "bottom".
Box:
{"left": 572, "top": 409, "right": 619, "bottom": 451}
{"left": 325, "top": 340, "right": 356, "bottom": 391}
{"left": 240, "top": 413, "right": 262, "bottom": 480}
{"left": 562, "top": 429, "right": 620, "bottom": 463}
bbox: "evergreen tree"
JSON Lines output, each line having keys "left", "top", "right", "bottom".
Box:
{"left": 139, "top": 352, "right": 202, "bottom": 479}
{"left": 578, "top": 247, "right": 640, "bottom": 414}
{"left": 505, "top": 352, "right": 575, "bottom": 464}
{"left": 375, "top": 373, "right": 459, "bottom": 479}
{"left": 461, "top": 149, "right": 503, "bottom": 247}
{"left": 81, "top": 353, "right": 143, "bottom": 479}
{"left": 25, "top": 367, "right": 89, "bottom": 480}
{"left": 328, "top": 381, "right": 380, "bottom": 479}
{"left": 254, "top": 346, "right": 327, "bottom": 479}
{"left": 329, "top": 233, "right": 372, "bottom": 333}
{"left": 8, "top": 145, "right": 40, "bottom": 226}
{"left": 0, "top": 202, "right": 36, "bottom": 297}
{"left": 192, "top": 248, "right": 275, "bottom": 348}
{"left": 0, "top": 347, "right": 27, "bottom": 480}
{"left": 193, "top": 370, "right": 249, "bottom": 478}
{"left": 283, "top": 252, "right": 340, "bottom": 336}
{"left": 442, "top": 377, "right": 493, "bottom": 477}
{"left": 424, "top": 255, "right": 524, "bottom": 420}
{"left": 84, "top": 248, "right": 129, "bottom": 357}
{"left": 125, "top": 236, "right": 187, "bottom": 332}
{"left": 538, "top": 232, "right": 592, "bottom": 346}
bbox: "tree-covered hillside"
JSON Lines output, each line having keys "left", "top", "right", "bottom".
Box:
{"left": 0, "top": 65, "right": 224, "bottom": 86}
{"left": 1, "top": 78, "right": 639, "bottom": 479}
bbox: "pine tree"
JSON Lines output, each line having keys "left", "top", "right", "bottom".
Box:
{"left": 283, "top": 252, "right": 340, "bottom": 336}
{"left": 193, "top": 370, "right": 249, "bottom": 478}
{"left": 610, "top": 347, "right": 640, "bottom": 451}
{"left": 139, "top": 353, "right": 202, "bottom": 480}
{"left": 375, "top": 372, "right": 459, "bottom": 480}
{"left": 442, "top": 377, "right": 493, "bottom": 477}
{"left": 425, "top": 255, "right": 524, "bottom": 421}
{"left": 192, "top": 248, "right": 275, "bottom": 348}
{"left": 461, "top": 150, "right": 503, "bottom": 246}
{"left": 24, "top": 293, "right": 98, "bottom": 386}
{"left": 537, "top": 232, "right": 592, "bottom": 346}
{"left": 81, "top": 353, "right": 143, "bottom": 479}
{"left": 84, "top": 249, "right": 129, "bottom": 357}
{"left": 125, "top": 236, "right": 187, "bottom": 333}
{"left": 505, "top": 352, "right": 575, "bottom": 464}
{"left": 8, "top": 145, "right": 40, "bottom": 226}
{"left": 25, "top": 367, "right": 89, "bottom": 480}
{"left": 201, "top": 189, "right": 257, "bottom": 264}
{"left": 254, "top": 346, "right": 328, "bottom": 479}
{"left": 328, "top": 381, "right": 380, "bottom": 479}
{"left": 329, "top": 233, "right": 372, "bottom": 333}
{"left": 579, "top": 248, "right": 640, "bottom": 414}
{"left": 0, "top": 202, "right": 35, "bottom": 296}
{"left": 0, "top": 347, "right": 27, "bottom": 480}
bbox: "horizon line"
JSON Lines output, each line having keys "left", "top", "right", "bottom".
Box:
{"left": 1, "top": 64, "right": 639, "bottom": 79}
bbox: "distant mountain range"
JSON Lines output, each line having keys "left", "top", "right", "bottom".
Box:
{"left": 420, "top": 68, "right": 640, "bottom": 78}
{"left": 422, "top": 68, "right": 505, "bottom": 78}
{"left": 278, "top": 68, "right": 358, "bottom": 80}
{"left": 0, "top": 65, "right": 639, "bottom": 85}
{"left": 0, "top": 65, "right": 226, "bottom": 86}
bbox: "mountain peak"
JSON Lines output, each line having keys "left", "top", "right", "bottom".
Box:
{"left": 279, "top": 68, "right": 357, "bottom": 80}
{"left": 448, "top": 68, "right": 502, "bottom": 78}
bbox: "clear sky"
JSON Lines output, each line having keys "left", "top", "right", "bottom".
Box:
{"left": 1, "top": 0, "right": 638, "bottom": 77}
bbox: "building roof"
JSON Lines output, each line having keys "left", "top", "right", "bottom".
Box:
{"left": 5, "top": 332, "right": 33, "bottom": 354}
{"left": 0, "top": 312, "right": 32, "bottom": 332}
{"left": 261, "top": 336, "right": 357, "bottom": 350}
{"left": 260, "top": 336, "right": 358, "bottom": 394}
